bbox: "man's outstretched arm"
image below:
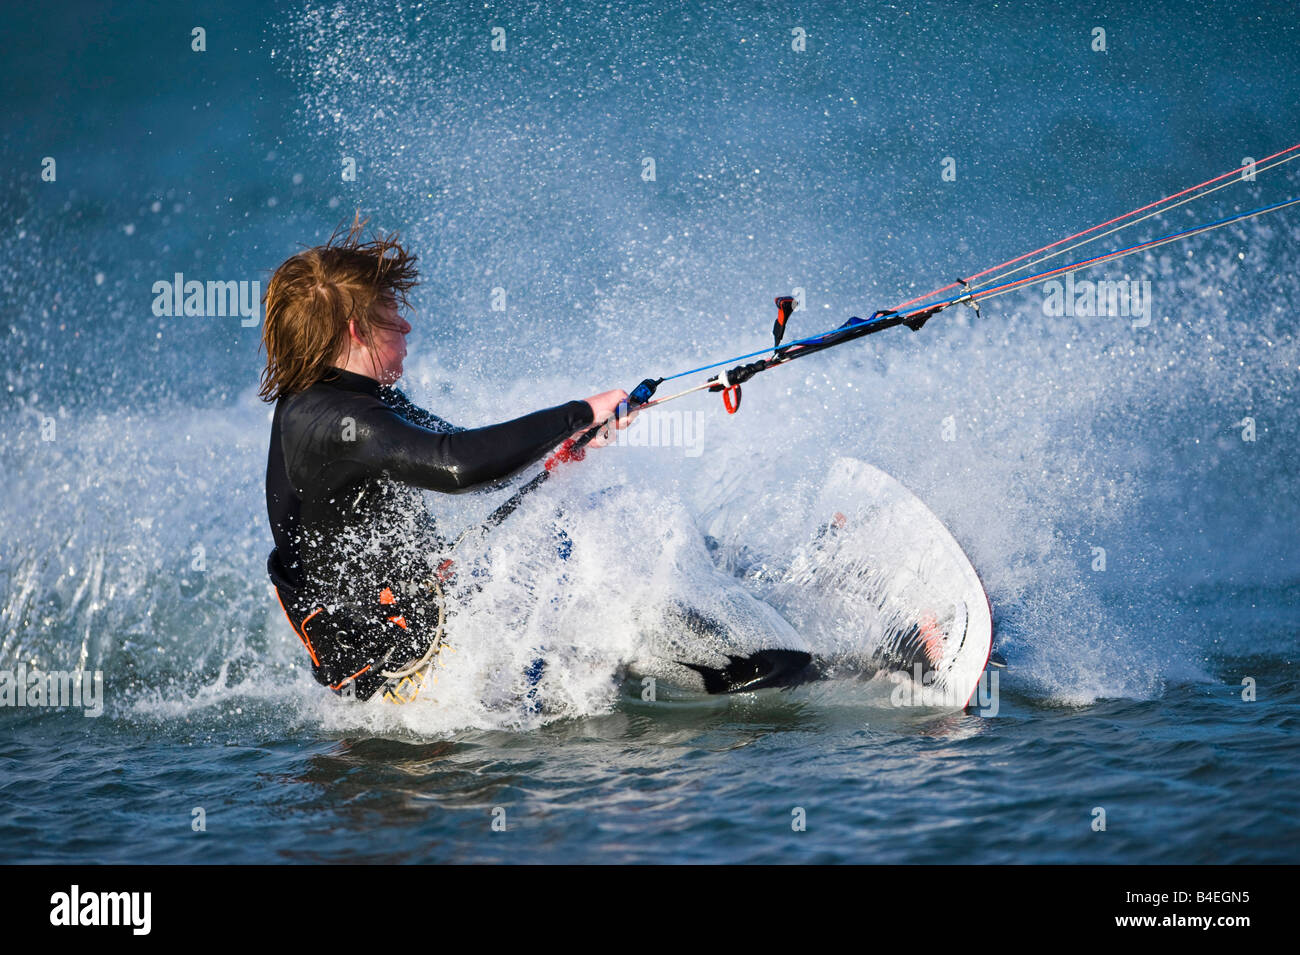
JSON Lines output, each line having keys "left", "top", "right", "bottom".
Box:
{"left": 347, "top": 399, "right": 596, "bottom": 493}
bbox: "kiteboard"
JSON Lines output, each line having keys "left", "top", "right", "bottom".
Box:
{"left": 631, "top": 458, "right": 994, "bottom": 710}
{"left": 758, "top": 458, "right": 994, "bottom": 709}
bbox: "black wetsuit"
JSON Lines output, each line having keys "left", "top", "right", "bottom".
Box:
{"left": 265, "top": 367, "right": 593, "bottom": 699}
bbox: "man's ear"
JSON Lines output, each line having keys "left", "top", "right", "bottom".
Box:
{"left": 348, "top": 318, "right": 367, "bottom": 348}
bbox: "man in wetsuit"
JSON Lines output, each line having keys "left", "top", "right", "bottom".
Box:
{"left": 260, "top": 223, "right": 631, "bottom": 700}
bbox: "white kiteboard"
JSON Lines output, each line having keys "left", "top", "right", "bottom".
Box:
{"left": 750, "top": 458, "right": 994, "bottom": 709}
{"left": 423, "top": 458, "right": 993, "bottom": 712}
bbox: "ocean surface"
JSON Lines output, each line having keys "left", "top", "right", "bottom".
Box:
{"left": 2, "top": 0, "right": 1298, "bottom": 864}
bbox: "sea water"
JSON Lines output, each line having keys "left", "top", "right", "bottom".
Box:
{"left": 1, "top": 0, "right": 1297, "bottom": 863}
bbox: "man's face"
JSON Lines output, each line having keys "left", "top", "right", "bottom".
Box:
{"left": 368, "top": 297, "right": 411, "bottom": 384}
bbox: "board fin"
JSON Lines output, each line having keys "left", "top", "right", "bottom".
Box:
{"left": 680, "top": 649, "right": 814, "bottom": 694}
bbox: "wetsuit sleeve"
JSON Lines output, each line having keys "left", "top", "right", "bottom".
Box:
{"left": 349, "top": 399, "right": 595, "bottom": 492}
{"left": 381, "top": 387, "right": 464, "bottom": 434}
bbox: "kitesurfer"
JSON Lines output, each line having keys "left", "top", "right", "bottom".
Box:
{"left": 259, "top": 221, "right": 632, "bottom": 700}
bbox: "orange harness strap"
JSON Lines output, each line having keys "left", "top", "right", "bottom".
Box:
{"left": 274, "top": 588, "right": 321, "bottom": 667}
